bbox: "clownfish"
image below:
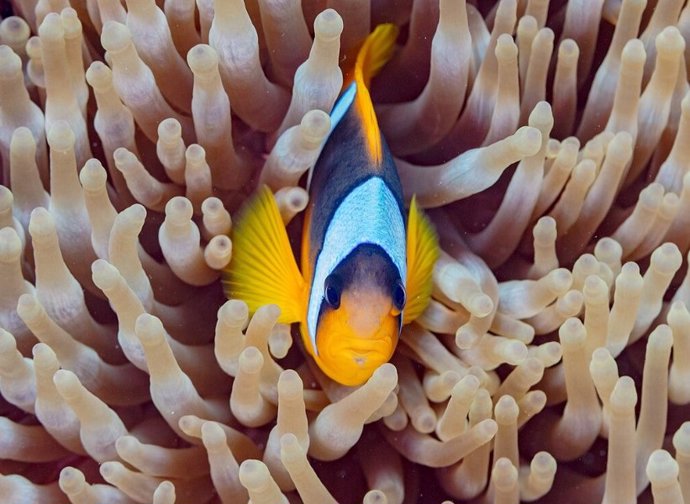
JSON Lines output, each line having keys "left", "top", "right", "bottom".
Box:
{"left": 223, "top": 24, "right": 439, "bottom": 386}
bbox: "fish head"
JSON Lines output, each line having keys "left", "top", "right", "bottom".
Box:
{"left": 313, "top": 246, "right": 405, "bottom": 386}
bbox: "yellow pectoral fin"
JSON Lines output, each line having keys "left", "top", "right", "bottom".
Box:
{"left": 403, "top": 196, "right": 440, "bottom": 325}
{"left": 222, "top": 186, "right": 304, "bottom": 324}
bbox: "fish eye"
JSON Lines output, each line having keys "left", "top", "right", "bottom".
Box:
{"left": 324, "top": 274, "right": 342, "bottom": 309}
{"left": 393, "top": 281, "right": 406, "bottom": 311}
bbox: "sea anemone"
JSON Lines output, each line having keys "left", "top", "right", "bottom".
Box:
{"left": 0, "top": 0, "right": 689, "bottom": 503}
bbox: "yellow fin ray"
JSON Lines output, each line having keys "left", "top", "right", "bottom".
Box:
{"left": 222, "top": 186, "right": 305, "bottom": 324}
{"left": 403, "top": 196, "right": 440, "bottom": 325}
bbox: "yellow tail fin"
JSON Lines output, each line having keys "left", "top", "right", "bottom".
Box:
{"left": 355, "top": 24, "right": 399, "bottom": 89}
{"left": 350, "top": 24, "right": 399, "bottom": 165}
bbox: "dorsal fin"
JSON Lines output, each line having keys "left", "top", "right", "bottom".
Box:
{"left": 351, "top": 24, "right": 399, "bottom": 165}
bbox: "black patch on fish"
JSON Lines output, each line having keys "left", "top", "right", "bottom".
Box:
{"left": 307, "top": 102, "right": 405, "bottom": 268}
{"left": 315, "top": 243, "right": 403, "bottom": 343}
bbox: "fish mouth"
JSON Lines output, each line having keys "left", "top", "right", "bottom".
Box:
{"left": 340, "top": 337, "right": 392, "bottom": 361}
{"left": 315, "top": 328, "right": 398, "bottom": 385}
{"left": 316, "top": 341, "right": 395, "bottom": 386}
{"left": 349, "top": 348, "right": 383, "bottom": 368}
{"left": 353, "top": 355, "right": 368, "bottom": 367}
{"left": 343, "top": 337, "right": 396, "bottom": 372}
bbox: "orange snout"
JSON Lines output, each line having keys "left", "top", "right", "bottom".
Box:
{"left": 313, "top": 288, "right": 400, "bottom": 386}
